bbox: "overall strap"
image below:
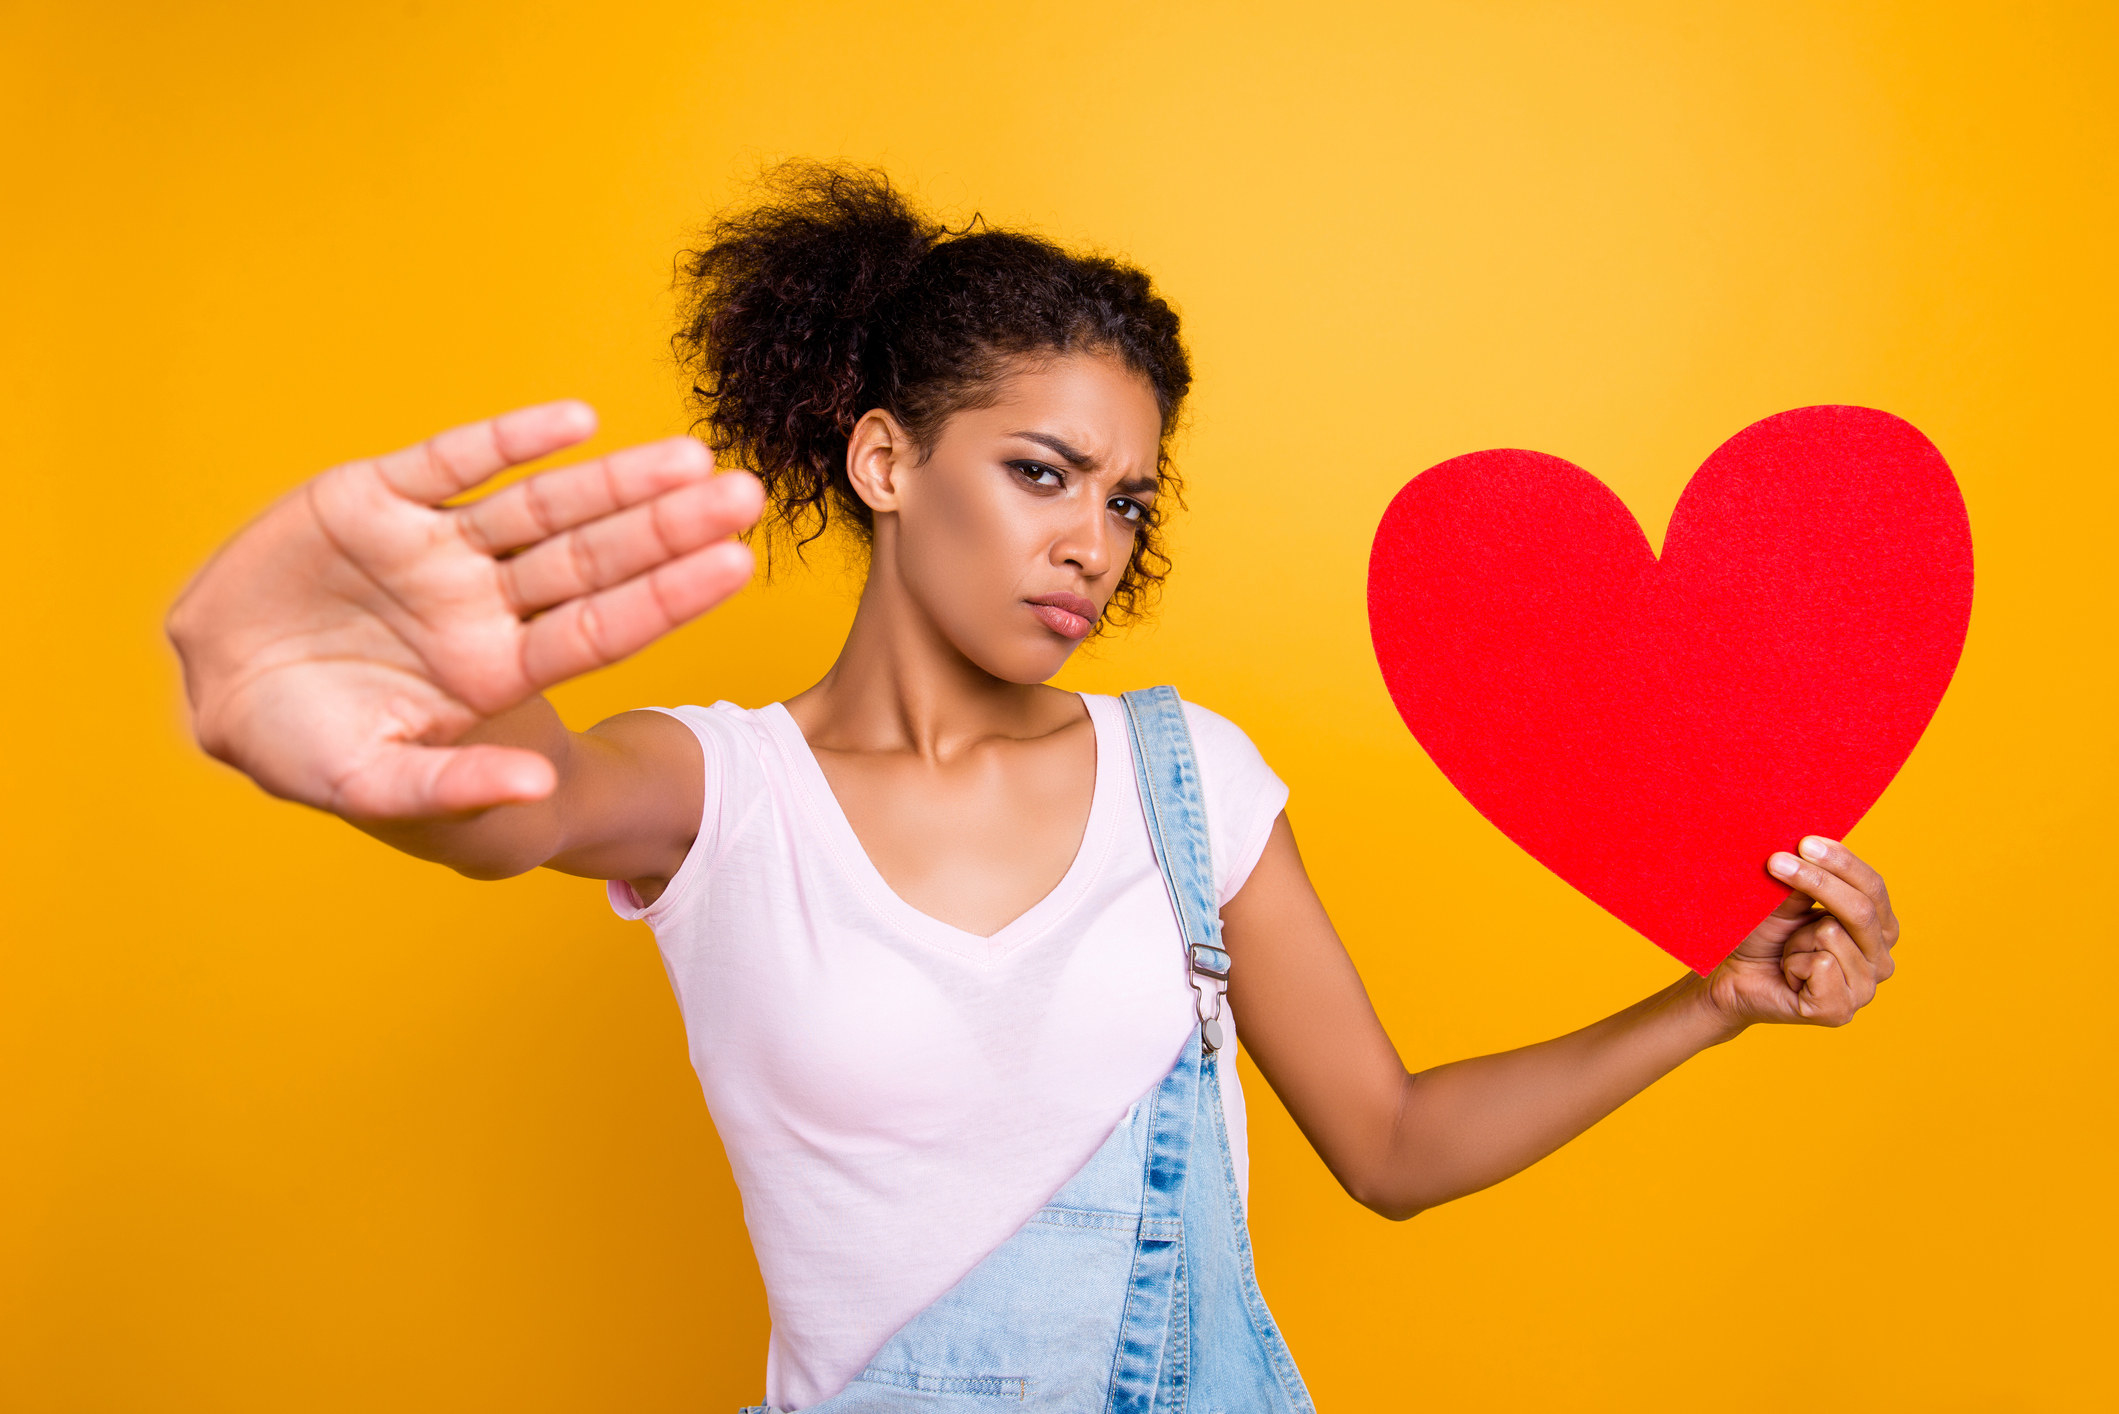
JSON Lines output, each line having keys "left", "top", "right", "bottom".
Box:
{"left": 1119, "top": 686, "right": 1232, "bottom": 1054}
{"left": 1105, "top": 1025, "right": 1202, "bottom": 1413}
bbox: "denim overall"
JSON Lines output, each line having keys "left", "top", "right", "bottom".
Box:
{"left": 744, "top": 687, "right": 1316, "bottom": 1413}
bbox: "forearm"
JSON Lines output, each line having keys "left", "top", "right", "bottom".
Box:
{"left": 345, "top": 695, "right": 576, "bottom": 879}
{"left": 1361, "top": 975, "right": 1743, "bottom": 1218}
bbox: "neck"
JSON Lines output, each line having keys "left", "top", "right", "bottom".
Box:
{"left": 784, "top": 537, "right": 1068, "bottom": 761}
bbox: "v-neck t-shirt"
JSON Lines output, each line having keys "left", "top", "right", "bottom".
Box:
{"left": 604, "top": 691, "right": 1289, "bottom": 1411}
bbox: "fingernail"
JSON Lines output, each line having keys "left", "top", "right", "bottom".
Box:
{"left": 1769, "top": 852, "right": 1801, "bottom": 877}
{"left": 1800, "top": 836, "right": 1832, "bottom": 862}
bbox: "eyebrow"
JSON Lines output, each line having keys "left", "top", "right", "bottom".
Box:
{"left": 1007, "top": 430, "right": 1159, "bottom": 495}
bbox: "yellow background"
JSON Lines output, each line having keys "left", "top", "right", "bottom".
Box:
{"left": 5, "top": 1, "right": 2113, "bottom": 1408}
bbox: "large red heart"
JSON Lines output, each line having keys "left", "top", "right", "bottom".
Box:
{"left": 1366, "top": 406, "right": 1973, "bottom": 974}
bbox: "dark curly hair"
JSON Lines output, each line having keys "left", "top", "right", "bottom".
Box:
{"left": 673, "top": 161, "right": 1192, "bottom": 629}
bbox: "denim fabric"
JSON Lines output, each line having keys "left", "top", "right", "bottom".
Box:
{"left": 743, "top": 688, "right": 1313, "bottom": 1413}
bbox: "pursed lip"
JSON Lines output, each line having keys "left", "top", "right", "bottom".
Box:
{"left": 1026, "top": 592, "right": 1099, "bottom": 640}
{"left": 1028, "top": 591, "right": 1097, "bottom": 620}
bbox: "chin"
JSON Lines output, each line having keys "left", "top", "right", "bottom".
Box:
{"left": 964, "top": 634, "right": 1080, "bottom": 686}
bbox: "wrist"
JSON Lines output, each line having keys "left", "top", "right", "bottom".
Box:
{"left": 1668, "top": 971, "right": 1749, "bottom": 1049}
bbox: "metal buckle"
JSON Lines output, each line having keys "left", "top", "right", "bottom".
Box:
{"left": 1196, "top": 983, "right": 1226, "bottom": 1054}
{"left": 1187, "top": 942, "right": 1231, "bottom": 981}
{"left": 1190, "top": 940, "right": 1228, "bottom": 1053}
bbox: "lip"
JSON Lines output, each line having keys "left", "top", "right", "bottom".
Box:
{"left": 1026, "top": 592, "right": 1099, "bottom": 640}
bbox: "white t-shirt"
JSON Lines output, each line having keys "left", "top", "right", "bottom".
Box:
{"left": 605, "top": 691, "right": 1289, "bottom": 1410}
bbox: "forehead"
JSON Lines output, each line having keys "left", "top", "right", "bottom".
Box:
{"left": 947, "top": 352, "right": 1165, "bottom": 467}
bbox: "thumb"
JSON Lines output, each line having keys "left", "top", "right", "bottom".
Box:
{"left": 333, "top": 742, "right": 559, "bottom": 820}
{"left": 1767, "top": 885, "right": 1816, "bottom": 919}
{"left": 1728, "top": 888, "right": 1817, "bottom": 961}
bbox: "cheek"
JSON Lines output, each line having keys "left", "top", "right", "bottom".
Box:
{"left": 892, "top": 487, "right": 1084, "bottom": 679}
{"left": 1109, "top": 519, "right": 1143, "bottom": 570}
{"left": 896, "top": 485, "right": 1034, "bottom": 622}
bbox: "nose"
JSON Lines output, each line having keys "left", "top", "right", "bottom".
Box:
{"left": 1052, "top": 491, "right": 1112, "bottom": 579}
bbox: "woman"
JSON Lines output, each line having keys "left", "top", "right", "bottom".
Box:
{"left": 167, "top": 164, "right": 1899, "bottom": 1411}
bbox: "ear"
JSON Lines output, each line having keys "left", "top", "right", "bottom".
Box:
{"left": 845, "top": 408, "right": 914, "bottom": 515}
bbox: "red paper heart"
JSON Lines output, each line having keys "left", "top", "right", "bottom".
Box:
{"left": 1367, "top": 406, "right": 1973, "bottom": 974}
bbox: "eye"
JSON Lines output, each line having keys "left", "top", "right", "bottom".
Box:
{"left": 1008, "top": 459, "right": 1065, "bottom": 488}
{"left": 1109, "top": 497, "right": 1148, "bottom": 525}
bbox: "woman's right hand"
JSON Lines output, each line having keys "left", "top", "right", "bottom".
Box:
{"left": 167, "top": 400, "right": 763, "bottom": 821}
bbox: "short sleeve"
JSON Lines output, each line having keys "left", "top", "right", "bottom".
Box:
{"left": 1180, "top": 701, "right": 1291, "bottom": 907}
{"left": 603, "top": 703, "right": 734, "bottom": 924}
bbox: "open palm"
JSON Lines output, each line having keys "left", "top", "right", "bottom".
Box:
{"left": 168, "top": 401, "right": 762, "bottom": 820}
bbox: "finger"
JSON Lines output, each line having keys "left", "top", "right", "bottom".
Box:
{"left": 1786, "top": 944, "right": 1857, "bottom": 1026}
{"left": 1795, "top": 835, "right": 1898, "bottom": 948}
{"left": 495, "top": 469, "right": 764, "bottom": 616}
{"left": 1767, "top": 848, "right": 1890, "bottom": 965}
{"left": 1782, "top": 943, "right": 1823, "bottom": 992}
{"left": 455, "top": 435, "right": 715, "bottom": 556}
{"left": 1809, "top": 918, "right": 1876, "bottom": 1016}
{"left": 520, "top": 538, "right": 756, "bottom": 689}
{"left": 331, "top": 742, "right": 559, "bottom": 820}
{"left": 367, "top": 400, "right": 599, "bottom": 506}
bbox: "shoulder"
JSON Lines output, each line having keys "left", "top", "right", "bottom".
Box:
{"left": 1172, "top": 694, "right": 1289, "bottom": 905}
{"left": 1093, "top": 689, "right": 1274, "bottom": 774}
{"left": 592, "top": 702, "right": 778, "bottom": 921}
{"left": 584, "top": 702, "right": 779, "bottom": 816}
{"left": 1178, "top": 698, "right": 1265, "bottom": 762}
{"left": 589, "top": 700, "right": 770, "bottom": 757}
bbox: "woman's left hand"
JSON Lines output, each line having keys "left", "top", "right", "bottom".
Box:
{"left": 1703, "top": 837, "right": 1900, "bottom": 1030}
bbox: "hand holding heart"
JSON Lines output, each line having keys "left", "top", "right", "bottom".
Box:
{"left": 1704, "top": 835, "right": 1900, "bottom": 1030}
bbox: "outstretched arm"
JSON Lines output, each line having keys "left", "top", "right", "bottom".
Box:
{"left": 1221, "top": 816, "right": 1897, "bottom": 1220}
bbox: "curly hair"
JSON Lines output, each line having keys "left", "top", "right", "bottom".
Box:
{"left": 673, "top": 161, "right": 1192, "bottom": 629}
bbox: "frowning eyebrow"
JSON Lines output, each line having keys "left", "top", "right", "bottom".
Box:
{"left": 1007, "top": 430, "right": 1159, "bottom": 495}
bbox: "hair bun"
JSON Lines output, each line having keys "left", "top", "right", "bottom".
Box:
{"left": 675, "top": 160, "right": 1191, "bottom": 627}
